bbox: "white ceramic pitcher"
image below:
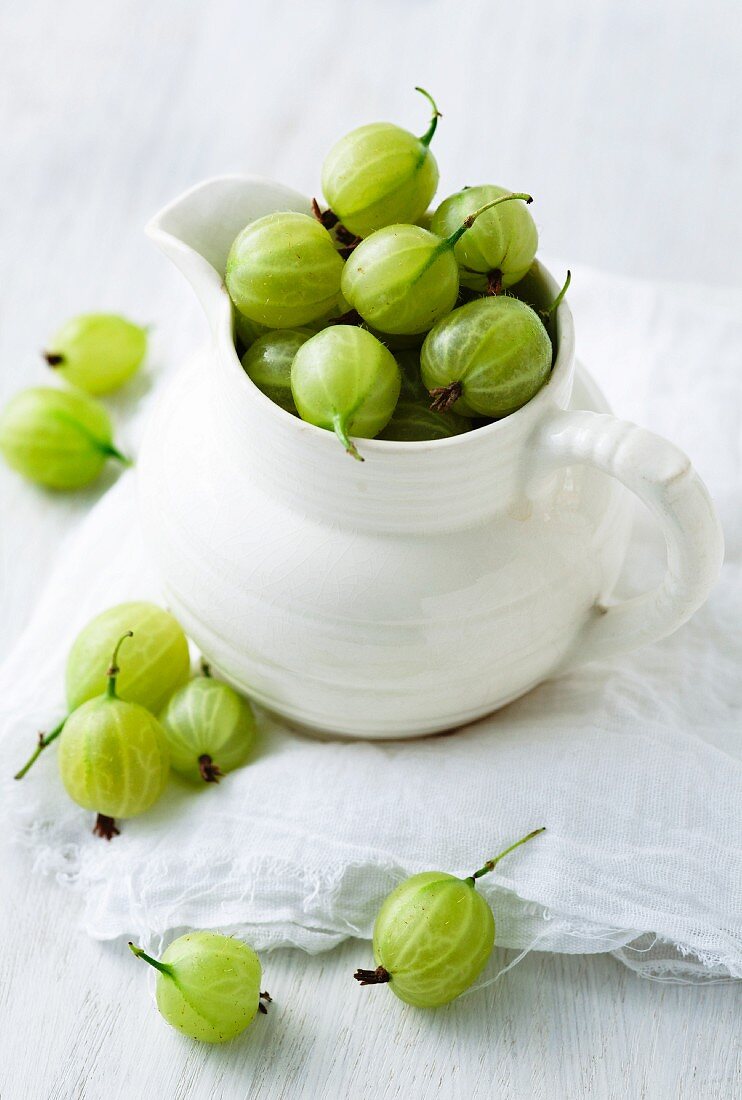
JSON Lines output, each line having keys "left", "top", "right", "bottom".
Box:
{"left": 138, "top": 176, "right": 724, "bottom": 738}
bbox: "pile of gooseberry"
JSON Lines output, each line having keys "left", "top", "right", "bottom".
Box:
{"left": 230, "top": 88, "right": 569, "bottom": 460}
{"left": 13, "top": 592, "right": 545, "bottom": 1039}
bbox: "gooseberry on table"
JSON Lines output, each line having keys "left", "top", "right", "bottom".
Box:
{"left": 0, "top": 387, "right": 130, "bottom": 490}
{"left": 321, "top": 87, "right": 441, "bottom": 238}
{"left": 341, "top": 192, "right": 532, "bottom": 336}
{"left": 241, "top": 329, "right": 313, "bottom": 414}
{"left": 226, "top": 212, "right": 344, "bottom": 329}
{"left": 43, "top": 313, "right": 147, "bottom": 395}
{"left": 129, "top": 932, "right": 270, "bottom": 1043}
{"left": 159, "top": 664, "right": 257, "bottom": 783}
{"left": 420, "top": 295, "right": 554, "bottom": 418}
{"left": 57, "top": 632, "right": 170, "bottom": 838}
{"left": 430, "top": 185, "right": 538, "bottom": 293}
{"left": 354, "top": 828, "right": 545, "bottom": 1007}
{"left": 14, "top": 601, "right": 190, "bottom": 779}
{"left": 290, "top": 325, "right": 401, "bottom": 460}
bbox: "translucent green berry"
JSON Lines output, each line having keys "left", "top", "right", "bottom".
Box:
{"left": 159, "top": 673, "right": 257, "bottom": 784}
{"left": 58, "top": 633, "right": 170, "bottom": 833}
{"left": 44, "top": 313, "right": 147, "bottom": 395}
{"left": 421, "top": 297, "right": 553, "bottom": 418}
{"left": 321, "top": 88, "right": 441, "bottom": 238}
{"left": 431, "top": 186, "right": 538, "bottom": 292}
{"left": 226, "top": 212, "right": 344, "bottom": 329}
{"left": 354, "top": 829, "right": 545, "bottom": 1007}
{"left": 130, "top": 932, "right": 267, "bottom": 1043}
{"left": 291, "top": 326, "right": 400, "bottom": 460}
{"left": 241, "top": 329, "right": 313, "bottom": 413}
{"left": 0, "top": 387, "right": 129, "bottom": 490}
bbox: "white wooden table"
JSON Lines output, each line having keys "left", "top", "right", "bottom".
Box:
{"left": 1, "top": 2, "right": 740, "bottom": 1096}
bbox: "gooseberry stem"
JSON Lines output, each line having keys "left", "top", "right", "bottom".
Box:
{"left": 198, "top": 754, "right": 223, "bottom": 783}
{"left": 444, "top": 193, "right": 533, "bottom": 250}
{"left": 106, "top": 631, "right": 134, "bottom": 698}
{"left": 102, "top": 443, "right": 133, "bottom": 467}
{"left": 466, "top": 826, "right": 546, "bottom": 885}
{"left": 429, "top": 380, "right": 463, "bottom": 413}
{"left": 354, "top": 966, "right": 391, "bottom": 986}
{"left": 13, "top": 717, "right": 66, "bottom": 779}
{"left": 43, "top": 351, "right": 65, "bottom": 367}
{"left": 543, "top": 270, "right": 572, "bottom": 317}
{"left": 415, "top": 87, "right": 441, "bottom": 148}
{"left": 332, "top": 413, "right": 363, "bottom": 462}
{"left": 129, "top": 942, "right": 175, "bottom": 977}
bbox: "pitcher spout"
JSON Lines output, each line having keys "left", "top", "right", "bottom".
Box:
{"left": 146, "top": 175, "right": 311, "bottom": 321}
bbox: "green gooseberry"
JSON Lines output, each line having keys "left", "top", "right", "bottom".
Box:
{"left": 241, "top": 329, "right": 313, "bottom": 413}
{"left": 57, "top": 633, "right": 170, "bottom": 838}
{"left": 421, "top": 296, "right": 553, "bottom": 418}
{"left": 44, "top": 313, "right": 147, "bottom": 395}
{"left": 291, "top": 326, "right": 400, "bottom": 461}
{"left": 14, "top": 601, "right": 190, "bottom": 780}
{"left": 430, "top": 185, "right": 538, "bottom": 292}
{"left": 341, "top": 193, "right": 532, "bottom": 336}
{"left": 159, "top": 669, "right": 257, "bottom": 784}
{"left": 233, "top": 311, "right": 270, "bottom": 352}
{"left": 0, "top": 387, "right": 130, "bottom": 490}
{"left": 225, "top": 212, "right": 344, "bottom": 329}
{"left": 321, "top": 88, "right": 441, "bottom": 238}
{"left": 378, "top": 399, "right": 471, "bottom": 442}
{"left": 130, "top": 932, "right": 269, "bottom": 1043}
{"left": 354, "top": 828, "right": 545, "bottom": 1007}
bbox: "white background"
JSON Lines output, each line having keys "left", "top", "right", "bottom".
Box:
{"left": 1, "top": 1, "right": 741, "bottom": 1097}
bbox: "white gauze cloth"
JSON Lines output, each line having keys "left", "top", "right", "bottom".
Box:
{"left": 1, "top": 265, "right": 741, "bottom": 983}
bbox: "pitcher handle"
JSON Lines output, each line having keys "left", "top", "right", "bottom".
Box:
{"left": 533, "top": 407, "right": 724, "bottom": 666}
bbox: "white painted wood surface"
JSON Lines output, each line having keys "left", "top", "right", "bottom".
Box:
{"left": 1, "top": 1, "right": 740, "bottom": 1096}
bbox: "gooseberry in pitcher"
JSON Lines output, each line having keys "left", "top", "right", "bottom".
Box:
{"left": 421, "top": 296, "right": 553, "bottom": 418}
{"left": 354, "top": 828, "right": 545, "bottom": 1007}
{"left": 159, "top": 666, "right": 257, "bottom": 783}
{"left": 57, "top": 632, "right": 170, "bottom": 838}
{"left": 431, "top": 185, "right": 538, "bottom": 293}
{"left": 291, "top": 326, "right": 400, "bottom": 460}
{"left": 0, "top": 387, "right": 129, "bottom": 490}
{"left": 129, "top": 932, "right": 270, "bottom": 1043}
{"left": 342, "top": 193, "right": 531, "bottom": 336}
{"left": 226, "top": 212, "right": 344, "bottom": 329}
{"left": 241, "top": 329, "right": 313, "bottom": 414}
{"left": 321, "top": 88, "right": 441, "bottom": 238}
{"left": 43, "top": 313, "right": 147, "bottom": 395}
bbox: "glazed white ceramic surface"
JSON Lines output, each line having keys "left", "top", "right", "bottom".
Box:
{"left": 138, "top": 176, "right": 724, "bottom": 738}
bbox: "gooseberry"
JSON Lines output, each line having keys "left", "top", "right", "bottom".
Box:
{"left": 234, "top": 311, "right": 270, "bottom": 352}
{"left": 421, "top": 296, "right": 553, "bottom": 418}
{"left": 321, "top": 87, "right": 441, "bottom": 238}
{"left": 431, "top": 185, "right": 538, "bottom": 293}
{"left": 379, "top": 399, "right": 471, "bottom": 442}
{"left": 159, "top": 665, "right": 257, "bottom": 783}
{"left": 341, "top": 193, "right": 532, "bottom": 335}
{"left": 354, "top": 828, "right": 545, "bottom": 1007}
{"left": 129, "top": 932, "right": 270, "bottom": 1043}
{"left": 43, "top": 313, "right": 147, "bottom": 395}
{"left": 57, "top": 632, "right": 170, "bottom": 838}
{"left": 291, "top": 326, "right": 400, "bottom": 460}
{"left": 225, "top": 212, "right": 344, "bottom": 329}
{"left": 241, "top": 329, "right": 313, "bottom": 413}
{"left": 14, "top": 601, "right": 190, "bottom": 779}
{"left": 0, "top": 387, "right": 130, "bottom": 490}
